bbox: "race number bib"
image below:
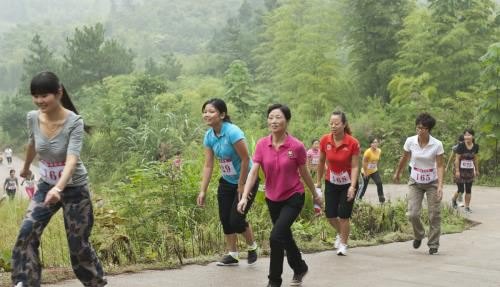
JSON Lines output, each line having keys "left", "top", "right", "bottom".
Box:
{"left": 460, "top": 160, "right": 474, "bottom": 169}
{"left": 410, "top": 167, "right": 437, "bottom": 184}
{"left": 219, "top": 159, "right": 237, "bottom": 176}
{"left": 311, "top": 157, "right": 319, "bottom": 165}
{"left": 367, "top": 162, "right": 378, "bottom": 170}
{"left": 7, "top": 181, "right": 16, "bottom": 190}
{"left": 329, "top": 171, "right": 351, "bottom": 185}
{"left": 39, "top": 160, "right": 72, "bottom": 185}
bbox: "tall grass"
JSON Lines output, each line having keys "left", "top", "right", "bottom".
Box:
{"left": 0, "top": 156, "right": 469, "bottom": 278}
{"left": 0, "top": 197, "right": 70, "bottom": 271}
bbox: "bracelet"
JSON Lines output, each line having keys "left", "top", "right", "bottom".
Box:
{"left": 53, "top": 186, "right": 63, "bottom": 194}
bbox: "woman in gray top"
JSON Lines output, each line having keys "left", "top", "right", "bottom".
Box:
{"left": 11, "top": 71, "right": 107, "bottom": 287}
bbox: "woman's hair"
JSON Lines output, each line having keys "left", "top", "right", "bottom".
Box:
{"left": 463, "top": 128, "right": 475, "bottom": 143}
{"left": 30, "top": 71, "right": 91, "bottom": 133}
{"left": 202, "top": 98, "right": 231, "bottom": 123}
{"left": 311, "top": 139, "right": 319, "bottom": 145}
{"left": 331, "top": 110, "right": 352, "bottom": 135}
{"left": 457, "top": 134, "right": 464, "bottom": 143}
{"left": 415, "top": 113, "right": 436, "bottom": 131}
{"left": 368, "top": 136, "right": 378, "bottom": 144}
{"left": 267, "top": 103, "right": 291, "bottom": 121}
{"left": 463, "top": 128, "right": 475, "bottom": 136}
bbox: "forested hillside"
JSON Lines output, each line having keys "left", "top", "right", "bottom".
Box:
{"left": 0, "top": 0, "right": 499, "bottom": 276}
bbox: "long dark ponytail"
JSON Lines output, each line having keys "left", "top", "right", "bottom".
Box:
{"left": 30, "top": 71, "right": 90, "bottom": 133}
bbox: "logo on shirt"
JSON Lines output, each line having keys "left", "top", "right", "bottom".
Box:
{"left": 326, "top": 144, "right": 332, "bottom": 150}
{"left": 287, "top": 150, "right": 296, "bottom": 158}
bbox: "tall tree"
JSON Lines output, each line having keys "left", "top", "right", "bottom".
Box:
{"left": 344, "top": 0, "right": 413, "bottom": 102}
{"left": 224, "top": 60, "right": 255, "bottom": 113}
{"left": 63, "top": 23, "right": 134, "bottom": 90}
{"left": 20, "top": 34, "right": 60, "bottom": 92}
{"left": 478, "top": 42, "right": 500, "bottom": 174}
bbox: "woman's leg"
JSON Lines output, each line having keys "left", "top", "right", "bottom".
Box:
{"left": 371, "top": 171, "right": 385, "bottom": 203}
{"left": 266, "top": 193, "right": 306, "bottom": 285}
{"left": 62, "top": 185, "right": 107, "bottom": 287}
{"left": 464, "top": 182, "right": 473, "bottom": 208}
{"left": 217, "top": 178, "right": 239, "bottom": 253}
{"left": 11, "top": 183, "right": 61, "bottom": 287}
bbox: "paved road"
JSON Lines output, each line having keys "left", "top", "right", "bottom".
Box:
{"left": 46, "top": 184, "right": 500, "bottom": 287}
{"left": 0, "top": 154, "right": 38, "bottom": 200}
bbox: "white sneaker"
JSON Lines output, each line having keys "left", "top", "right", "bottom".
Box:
{"left": 336, "top": 243, "right": 348, "bottom": 256}
{"left": 15, "top": 283, "right": 24, "bottom": 287}
{"left": 334, "top": 235, "right": 341, "bottom": 249}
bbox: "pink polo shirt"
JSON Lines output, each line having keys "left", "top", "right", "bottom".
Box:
{"left": 253, "top": 134, "right": 306, "bottom": 202}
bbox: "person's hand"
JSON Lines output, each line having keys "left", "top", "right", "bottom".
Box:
{"left": 197, "top": 192, "right": 206, "bottom": 207}
{"left": 347, "top": 186, "right": 356, "bottom": 202}
{"left": 393, "top": 173, "right": 400, "bottom": 184}
{"left": 20, "top": 168, "right": 32, "bottom": 179}
{"left": 475, "top": 170, "right": 480, "bottom": 177}
{"left": 313, "top": 194, "right": 323, "bottom": 208}
{"left": 436, "top": 187, "right": 443, "bottom": 202}
{"left": 237, "top": 198, "right": 248, "bottom": 214}
{"left": 44, "top": 188, "right": 61, "bottom": 205}
{"left": 455, "top": 171, "right": 460, "bottom": 179}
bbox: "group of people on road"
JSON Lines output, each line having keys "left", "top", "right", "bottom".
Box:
{"left": 7, "top": 70, "right": 481, "bottom": 287}
{"left": 198, "top": 98, "right": 480, "bottom": 287}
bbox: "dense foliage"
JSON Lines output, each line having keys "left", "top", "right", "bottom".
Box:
{"left": 0, "top": 0, "right": 499, "bottom": 276}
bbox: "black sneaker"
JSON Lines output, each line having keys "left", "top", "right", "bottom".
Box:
{"left": 290, "top": 269, "right": 308, "bottom": 286}
{"left": 452, "top": 199, "right": 457, "bottom": 209}
{"left": 247, "top": 249, "right": 258, "bottom": 265}
{"left": 216, "top": 254, "right": 239, "bottom": 266}
{"left": 429, "top": 248, "right": 438, "bottom": 255}
{"left": 413, "top": 239, "right": 422, "bottom": 249}
{"left": 266, "top": 281, "right": 280, "bottom": 287}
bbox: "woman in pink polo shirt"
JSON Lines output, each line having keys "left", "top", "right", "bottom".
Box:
{"left": 238, "top": 104, "right": 322, "bottom": 287}
{"left": 316, "top": 110, "right": 360, "bottom": 256}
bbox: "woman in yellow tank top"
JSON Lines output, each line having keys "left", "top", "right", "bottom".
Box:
{"left": 358, "top": 137, "right": 385, "bottom": 203}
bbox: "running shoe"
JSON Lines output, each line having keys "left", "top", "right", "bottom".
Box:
{"left": 290, "top": 266, "right": 308, "bottom": 286}
{"left": 216, "top": 254, "right": 239, "bottom": 266}
{"left": 465, "top": 207, "right": 472, "bottom": 213}
{"left": 247, "top": 248, "right": 258, "bottom": 265}
{"left": 336, "top": 243, "right": 348, "bottom": 256}
{"left": 413, "top": 239, "right": 422, "bottom": 249}
{"left": 334, "top": 234, "right": 341, "bottom": 249}
{"left": 429, "top": 247, "right": 438, "bottom": 255}
{"left": 452, "top": 199, "right": 457, "bottom": 209}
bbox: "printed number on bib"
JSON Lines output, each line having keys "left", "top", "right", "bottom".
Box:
{"left": 410, "top": 167, "right": 436, "bottom": 184}
{"left": 460, "top": 160, "right": 474, "bottom": 169}
{"left": 219, "top": 159, "right": 237, "bottom": 176}
{"left": 329, "top": 171, "right": 351, "bottom": 185}
{"left": 367, "top": 162, "right": 377, "bottom": 170}
{"left": 311, "top": 157, "right": 319, "bottom": 165}
{"left": 39, "top": 160, "right": 72, "bottom": 185}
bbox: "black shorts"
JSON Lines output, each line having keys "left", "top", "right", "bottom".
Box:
{"left": 324, "top": 181, "right": 354, "bottom": 219}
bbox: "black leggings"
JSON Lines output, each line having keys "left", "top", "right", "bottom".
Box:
{"left": 217, "top": 177, "right": 258, "bottom": 234}
{"left": 457, "top": 182, "right": 473, "bottom": 194}
{"left": 266, "top": 193, "right": 307, "bottom": 285}
{"left": 359, "top": 171, "right": 385, "bottom": 202}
